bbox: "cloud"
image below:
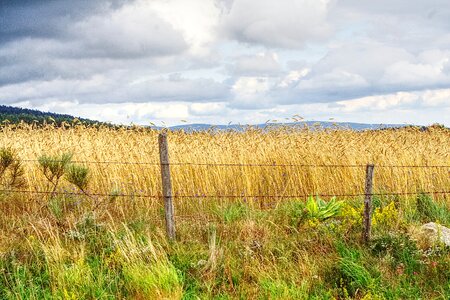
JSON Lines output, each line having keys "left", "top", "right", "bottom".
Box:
{"left": 380, "top": 51, "right": 450, "bottom": 89}
{"left": 123, "top": 74, "right": 230, "bottom": 103}
{"left": 333, "top": 92, "right": 420, "bottom": 112}
{"left": 0, "top": 73, "right": 230, "bottom": 105}
{"left": 17, "top": 89, "right": 449, "bottom": 126}
{"left": 332, "top": 0, "right": 450, "bottom": 51}
{"left": 227, "top": 52, "right": 282, "bottom": 76}
{"left": 189, "top": 102, "right": 228, "bottom": 116}
{"left": 70, "top": 1, "right": 187, "bottom": 59}
{"left": 334, "top": 89, "right": 450, "bottom": 113}
{"left": 339, "top": 0, "right": 450, "bottom": 19}
{"left": 222, "top": 42, "right": 450, "bottom": 111}
{"left": 272, "top": 43, "right": 450, "bottom": 104}
{"left": 222, "top": 0, "right": 333, "bottom": 48}
{"left": 0, "top": 0, "right": 128, "bottom": 42}
{"left": 230, "top": 76, "right": 273, "bottom": 109}
{"left": 1, "top": 0, "right": 450, "bottom": 126}
{"left": 147, "top": 0, "right": 221, "bottom": 57}
{"left": 0, "top": 0, "right": 191, "bottom": 86}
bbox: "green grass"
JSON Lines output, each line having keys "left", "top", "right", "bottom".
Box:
{"left": 1, "top": 194, "right": 450, "bottom": 299}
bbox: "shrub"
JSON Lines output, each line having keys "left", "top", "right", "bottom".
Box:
{"left": 0, "top": 147, "right": 26, "bottom": 190}
{"left": 66, "top": 164, "right": 90, "bottom": 192}
{"left": 339, "top": 202, "right": 363, "bottom": 231}
{"left": 372, "top": 201, "right": 399, "bottom": 230}
{"left": 38, "top": 153, "right": 72, "bottom": 193}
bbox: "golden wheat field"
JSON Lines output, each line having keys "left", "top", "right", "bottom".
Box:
{"left": 1, "top": 124, "right": 450, "bottom": 299}
{"left": 1, "top": 124, "right": 449, "bottom": 200}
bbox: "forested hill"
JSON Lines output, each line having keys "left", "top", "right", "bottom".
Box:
{"left": 0, "top": 105, "right": 103, "bottom": 126}
{"left": 2, "top": 104, "right": 439, "bottom": 131}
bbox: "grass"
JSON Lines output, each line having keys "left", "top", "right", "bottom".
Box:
{"left": 0, "top": 124, "right": 448, "bottom": 199}
{"left": 0, "top": 124, "right": 449, "bottom": 299}
{"left": 1, "top": 193, "right": 449, "bottom": 299}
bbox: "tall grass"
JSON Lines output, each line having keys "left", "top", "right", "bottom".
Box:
{"left": 0, "top": 124, "right": 448, "bottom": 199}
{"left": 0, "top": 124, "right": 449, "bottom": 299}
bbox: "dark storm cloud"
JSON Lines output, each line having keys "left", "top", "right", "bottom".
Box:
{"left": 0, "top": 0, "right": 188, "bottom": 86}
{"left": 0, "top": 0, "right": 449, "bottom": 126}
{"left": 0, "top": 0, "right": 129, "bottom": 42}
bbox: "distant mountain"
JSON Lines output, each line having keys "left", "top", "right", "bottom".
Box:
{"left": 1, "top": 104, "right": 413, "bottom": 130}
{"left": 0, "top": 105, "right": 107, "bottom": 126}
{"left": 166, "top": 121, "right": 408, "bottom": 131}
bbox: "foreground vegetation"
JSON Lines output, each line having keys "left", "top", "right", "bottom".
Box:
{"left": 0, "top": 124, "right": 449, "bottom": 299}
{"left": 1, "top": 192, "right": 449, "bottom": 299}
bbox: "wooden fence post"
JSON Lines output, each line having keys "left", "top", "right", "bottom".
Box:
{"left": 158, "top": 133, "right": 176, "bottom": 240}
{"left": 362, "top": 164, "right": 375, "bottom": 244}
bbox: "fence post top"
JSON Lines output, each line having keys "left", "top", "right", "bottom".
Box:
{"left": 158, "top": 132, "right": 169, "bottom": 142}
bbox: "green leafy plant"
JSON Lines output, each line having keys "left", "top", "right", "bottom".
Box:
{"left": 38, "top": 153, "right": 73, "bottom": 193}
{"left": 0, "top": 147, "right": 26, "bottom": 190}
{"left": 305, "top": 196, "right": 343, "bottom": 221}
{"left": 66, "top": 164, "right": 90, "bottom": 193}
{"left": 65, "top": 163, "right": 103, "bottom": 211}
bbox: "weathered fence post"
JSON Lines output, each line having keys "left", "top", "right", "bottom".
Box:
{"left": 362, "top": 164, "right": 375, "bottom": 244}
{"left": 158, "top": 133, "right": 176, "bottom": 240}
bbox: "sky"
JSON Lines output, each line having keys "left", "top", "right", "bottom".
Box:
{"left": 0, "top": 0, "right": 449, "bottom": 126}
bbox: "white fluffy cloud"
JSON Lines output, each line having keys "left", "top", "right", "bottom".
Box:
{"left": 228, "top": 52, "right": 282, "bottom": 76}
{"left": 271, "top": 44, "right": 450, "bottom": 104}
{"left": 0, "top": 74, "right": 229, "bottom": 105}
{"left": 70, "top": 1, "right": 187, "bottom": 58}
{"left": 1, "top": 0, "right": 450, "bottom": 126}
{"left": 222, "top": 0, "right": 333, "bottom": 48}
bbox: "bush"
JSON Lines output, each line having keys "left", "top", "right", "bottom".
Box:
{"left": 372, "top": 201, "right": 399, "bottom": 230}
{"left": 38, "top": 152, "right": 72, "bottom": 193}
{"left": 66, "top": 164, "right": 90, "bottom": 192}
{"left": 0, "top": 147, "right": 26, "bottom": 190}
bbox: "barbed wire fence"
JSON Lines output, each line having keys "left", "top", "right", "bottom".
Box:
{"left": 2, "top": 133, "right": 450, "bottom": 242}
{"left": 17, "top": 158, "right": 450, "bottom": 168}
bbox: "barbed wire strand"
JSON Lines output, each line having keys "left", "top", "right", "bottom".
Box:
{"left": 18, "top": 159, "right": 450, "bottom": 168}
{"left": 0, "top": 189, "right": 160, "bottom": 198}
{"left": 21, "top": 159, "right": 160, "bottom": 166}
{"left": 1, "top": 189, "right": 449, "bottom": 198}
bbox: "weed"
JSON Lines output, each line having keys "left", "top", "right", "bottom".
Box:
{"left": 416, "top": 193, "right": 450, "bottom": 225}
{"left": 0, "top": 147, "right": 26, "bottom": 190}
{"left": 38, "top": 152, "right": 72, "bottom": 194}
